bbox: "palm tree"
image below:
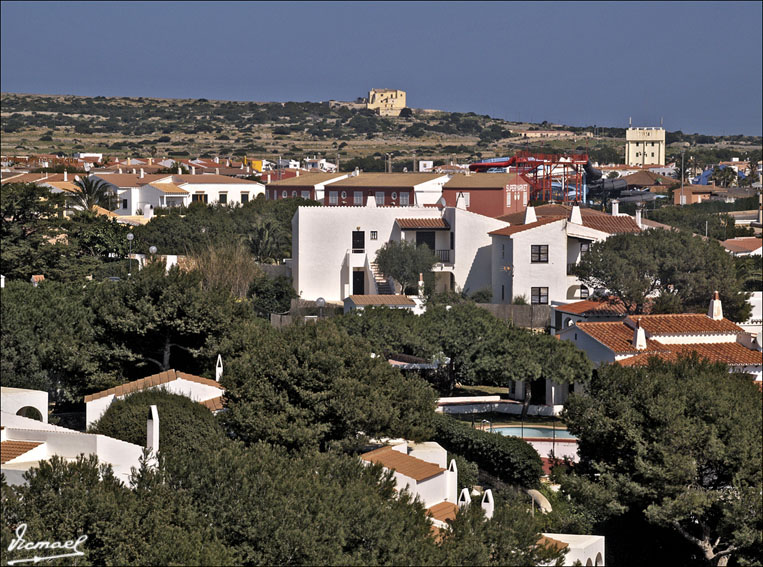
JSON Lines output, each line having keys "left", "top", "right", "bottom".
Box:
{"left": 245, "top": 218, "right": 288, "bottom": 264}
{"left": 71, "top": 175, "right": 116, "bottom": 211}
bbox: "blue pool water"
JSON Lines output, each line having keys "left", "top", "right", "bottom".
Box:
{"left": 493, "top": 426, "right": 577, "bottom": 440}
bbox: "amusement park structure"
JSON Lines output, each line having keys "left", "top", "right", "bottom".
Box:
{"left": 469, "top": 151, "right": 627, "bottom": 203}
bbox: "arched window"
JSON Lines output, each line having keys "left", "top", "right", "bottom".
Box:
{"left": 16, "top": 406, "right": 43, "bottom": 421}
{"left": 281, "top": 190, "right": 287, "bottom": 198}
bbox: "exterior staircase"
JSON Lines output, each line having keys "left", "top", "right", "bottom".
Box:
{"left": 369, "top": 262, "right": 393, "bottom": 294}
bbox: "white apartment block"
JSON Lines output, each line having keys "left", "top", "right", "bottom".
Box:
{"left": 292, "top": 201, "right": 507, "bottom": 302}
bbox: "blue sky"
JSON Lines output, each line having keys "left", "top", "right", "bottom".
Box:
{"left": 2, "top": 1, "right": 761, "bottom": 135}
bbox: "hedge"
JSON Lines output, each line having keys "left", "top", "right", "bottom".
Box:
{"left": 432, "top": 413, "right": 542, "bottom": 488}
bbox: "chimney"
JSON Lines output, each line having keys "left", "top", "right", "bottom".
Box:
{"left": 127, "top": 157, "right": 131, "bottom": 166}
{"left": 633, "top": 320, "right": 647, "bottom": 350}
{"left": 267, "top": 173, "right": 271, "bottom": 184}
{"left": 215, "top": 354, "right": 223, "bottom": 382}
{"left": 481, "top": 490, "right": 495, "bottom": 520}
{"left": 611, "top": 199, "right": 620, "bottom": 216}
{"left": 214, "top": 156, "right": 220, "bottom": 164}
{"left": 63, "top": 170, "right": 68, "bottom": 181}
{"left": 246, "top": 166, "right": 250, "bottom": 174}
{"left": 569, "top": 204, "right": 582, "bottom": 225}
{"left": 118, "top": 168, "right": 123, "bottom": 174}
{"left": 139, "top": 168, "right": 145, "bottom": 179}
{"left": 457, "top": 488, "right": 472, "bottom": 508}
{"left": 148, "top": 158, "right": 153, "bottom": 165}
{"left": 215, "top": 168, "right": 219, "bottom": 175}
{"left": 366, "top": 194, "right": 377, "bottom": 208}
{"left": 635, "top": 207, "right": 643, "bottom": 228}
{"left": 226, "top": 159, "right": 230, "bottom": 167}
{"left": 191, "top": 166, "right": 196, "bottom": 175}
{"left": 524, "top": 205, "right": 537, "bottom": 224}
{"left": 296, "top": 170, "right": 300, "bottom": 177}
{"left": 147, "top": 405, "right": 159, "bottom": 454}
{"left": 455, "top": 192, "right": 468, "bottom": 210}
{"left": 708, "top": 291, "right": 723, "bottom": 320}
{"left": 177, "top": 166, "right": 182, "bottom": 174}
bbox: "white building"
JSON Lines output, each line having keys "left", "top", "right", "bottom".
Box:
{"left": 720, "top": 237, "right": 762, "bottom": 257}
{"left": 266, "top": 171, "right": 349, "bottom": 202}
{"left": 92, "top": 173, "right": 265, "bottom": 216}
{"left": 85, "top": 368, "right": 224, "bottom": 428}
{"left": 558, "top": 294, "right": 763, "bottom": 383}
{"left": 292, "top": 202, "right": 507, "bottom": 302}
{"left": 490, "top": 205, "right": 641, "bottom": 306}
{"left": 303, "top": 157, "right": 337, "bottom": 173}
{"left": 540, "top": 534, "right": 605, "bottom": 566}
{"left": 1, "top": 388, "right": 154, "bottom": 486}
{"left": 324, "top": 172, "right": 450, "bottom": 208}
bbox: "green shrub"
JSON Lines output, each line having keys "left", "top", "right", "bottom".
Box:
{"left": 90, "top": 389, "right": 226, "bottom": 459}
{"left": 432, "top": 413, "right": 541, "bottom": 488}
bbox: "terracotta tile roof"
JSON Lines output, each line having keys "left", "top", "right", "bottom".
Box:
{"left": 443, "top": 172, "right": 529, "bottom": 189}
{"left": 31, "top": 275, "right": 45, "bottom": 283}
{"left": 332, "top": 173, "right": 445, "bottom": 188}
{"left": 625, "top": 314, "right": 742, "bottom": 336}
{"left": 537, "top": 535, "right": 569, "bottom": 552}
{"left": 621, "top": 170, "right": 676, "bottom": 187}
{"left": 1, "top": 441, "right": 43, "bottom": 464}
{"left": 150, "top": 183, "right": 188, "bottom": 195}
{"left": 92, "top": 205, "right": 121, "bottom": 218}
{"left": 84, "top": 369, "right": 222, "bottom": 402}
{"left": 174, "top": 174, "right": 262, "bottom": 185}
{"left": 426, "top": 501, "right": 458, "bottom": 523}
{"left": 94, "top": 174, "right": 167, "bottom": 188}
{"left": 199, "top": 396, "right": 225, "bottom": 412}
{"left": 267, "top": 173, "right": 346, "bottom": 187}
{"left": 395, "top": 217, "right": 450, "bottom": 230}
{"left": 575, "top": 322, "right": 665, "bottom": 355}
{"left": 555, "top": 298, "right": 628, "bottom": 316}
{"left": 361, "top": 445, "right": 445, "bottom": 481}
{"left": 618, "top": 342, "right": 763, "bottom": 367}
{"left": 498, "top": 204, "right": 608, "bottom": 225}
{"left": 488, "top": 216, "right": 564, "bottom": 236}
{"left": 721, "top": 237, "right": 762, "bottom": 254}
{"left": 582, "top": 215, "right": 641, "bottom": 234}
{"left": 45, "top": 181, "right": 78, "bottom": 193}
{"left": 346, "top": 295, "right": 416, "bottom": 306}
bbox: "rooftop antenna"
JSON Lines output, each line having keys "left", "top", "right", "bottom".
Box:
{"left": 629, "top": 117, "right": 632, "bottom": 127}
{"left": 660, "top": 117, "right": 664, "bottom": 128}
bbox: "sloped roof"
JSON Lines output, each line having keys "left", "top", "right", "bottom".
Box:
{"left": 360, "top": 445, "right": 445, "bottom": 481}
{"left": 625, "top": 314, "right": 742, "bottom": 336}
{"left": 84, "top": 369, "right": 223, "bottom": 402}
{"left": 618, "top": 342, "right": 763, "bottom": 367}
{"left": 199, "top": 396, "right": 225, "bottom": 411}
{"left": 555, "top": 298, "right": 628, "bottom": 316}
{"left": 488, "top": 217, "right": 564, "bottom": 236}
{"left": 498, "top": 204, "right": 607, "bottom": 225}
{"left": 444, "top": 172, "right": 529, "bottom": 189}
{"left": 622, "top": 170, "right": 676, "bottom": 187}
{"left": 267, "top": 172, "right": 346, "bottom": 187}
{"left": 582, "top": 215, "right": 641, "bottom": 234}
{"left": 395, "top": 217, "right": 450, "bottom": 230}
{"left": 574, "top": 322, "right": 666, "bottom": 355}
{"left": 346, "top": 295, "right": 416, "bottom": 306}
{"left": 1, "top": 441, "right": 43, "bottom": 464}
{"left": 332, "top": 173, "right": 445, "bottom": 188}
{"left": 94, "top": 174, "right": 166, "bottom": 188}
{"left": 426, "top": 501, "right": 458, "bottom": 523}
{"left": 174, "top": 174, "right": 262, "bottom": 185}
{"left": 721, "top": 237, "right": 762, "bottom": 254}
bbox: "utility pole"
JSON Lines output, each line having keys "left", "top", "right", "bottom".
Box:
{"left": 681, "top": 150, "right": 685, "bottom": 206}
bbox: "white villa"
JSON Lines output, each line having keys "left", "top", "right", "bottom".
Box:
{"left": 85, "top": 367, "right": 225, "bottom": 428}
{"left": 490, "top": 204, "right": 641, "bottom": 306}
{"left": 292, "top": 200, "right": 507, "bottom": 302}
{"left": 1, "top": 387, "right": 154, "bottom": 486}
{"left": 558, "top": 294, "right": 763, "bottom": 383}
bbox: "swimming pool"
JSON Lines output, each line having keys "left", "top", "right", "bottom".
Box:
{"left": 493, "top": 426, "right": 577, "bottom": 440}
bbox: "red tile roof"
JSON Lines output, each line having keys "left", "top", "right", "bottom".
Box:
{"left": 361, "top": 446, "right": 445, "bottom": 481}
{"left": 199, "top": 396, "right": 225, "bottom": 411}
{"left": 582, "top": 215, "right": 641, "bottom": 234}
{"left": 488, "top": 217, "right": 564, "bottom": 236}
{"left": 721, "top": 237, "right": 762, "bottom": 254}
{"left": 625, "top": 314, "right": 742, "bottom": 336}
{"left": 426, "top": 501, "right": 458, "bottom": 523}
{"left": 395, "top": 217, "right": 450, "bottom": 230}
{"left": 1, "top": 441, "right": 43, "bottom": 464}
{"left": 498, "top": 204, "right": 608, "bottom": 225}
{"left": 574, "top": 322, "right": 666, "bottom": 355}
{"left": 84, "top": 369, "right": 222, "bottom": 402}
{"left": 555, "top": 298, "right": 628, "bottom": 316}
{"left": 618, "top": 342, "right": 762, "bottom": 367}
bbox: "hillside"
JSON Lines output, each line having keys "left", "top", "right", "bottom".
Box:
{"left": 1, "top": 93, "right": 760, "bottom": 169}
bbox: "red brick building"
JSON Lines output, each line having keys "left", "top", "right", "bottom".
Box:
{"left": 442, "top": 173, "right": 530, "bottom": 218}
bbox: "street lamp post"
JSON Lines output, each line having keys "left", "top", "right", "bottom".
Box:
{"left": 126, "top": 233, "right": 134, "bottom": 277}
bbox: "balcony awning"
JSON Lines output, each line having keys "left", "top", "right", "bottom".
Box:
{"left": 395, "top": 217, "right": 450, "bottom": 230}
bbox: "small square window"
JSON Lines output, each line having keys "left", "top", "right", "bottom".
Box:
{"left": 354, "top": 191, "right": 363, "bottom": 206}
{"left": 531, "top": 245, "right": 548, "bottom": 263}
{"left": 370, "top": 231, "right": 378, "bottom": 240}
{"left": 301, "top": 190, "right": 310, "bottom": 199}
{"left": 241, "top": 192, "right": 249, "bottom": 204}
{"left": 121, "top": 198, "right": 128, "bottom": 209}
{"left": 400, "top": 192, "right": 409, "bottom": 206}
{"left": 219, "top": 193, "right": 227, "bottom": 204}
{"left": 580, "top": 286, "right": 589, "bottom": 299}
{"left": 375, "top": 191, "right": 385, "bottom": 206}
{"left": 531, "top": 287, "right": 549, "bottom": 304}
{"left": 580, "top": 242, "right": 590, "bottom": 254}
{"left": 329, "top": 191, "right": 338, "bottom": 205}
